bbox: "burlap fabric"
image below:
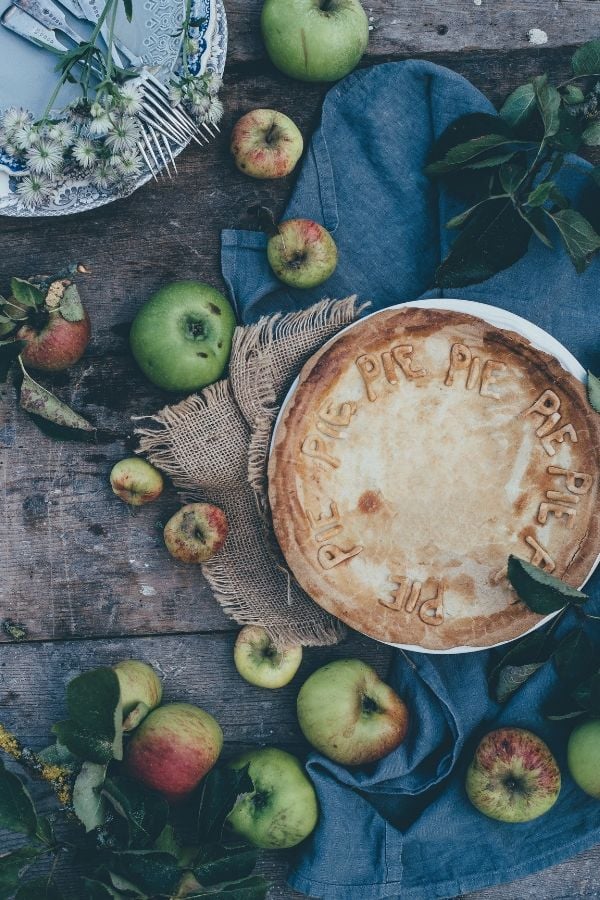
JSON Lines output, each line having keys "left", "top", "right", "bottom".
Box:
{"left": 136, "top": 296, "right": 368, "bottom": 647}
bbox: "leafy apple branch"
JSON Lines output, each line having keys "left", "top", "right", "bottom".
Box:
{"left": 425, "top": 40, "right": 600, "bottom": 287}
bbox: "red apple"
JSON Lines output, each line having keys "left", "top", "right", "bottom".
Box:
{"left": 110, "top": 457, "right": 164, "bottom": 507}
{"left": 125, "top": 702, "right": 223, "bottom": 803}
{"left": 164, "top": 502, "right": 229, "bottom": 563}
{"left": 267, "top": 219, "right": 338, "bottom": 289}
{"left": 231, "top": 109, "right": 303, "bottom": 179}
{"left": 13, "top": 279, "right": 91, "bottom": 372}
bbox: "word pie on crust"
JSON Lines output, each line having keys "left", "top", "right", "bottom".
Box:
{"left": 268, "top": 307, "right": 600, "bottom": 650}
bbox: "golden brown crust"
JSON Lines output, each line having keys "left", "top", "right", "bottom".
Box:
{"left": 268, "top": 307, "right": 600, "bottom": 650}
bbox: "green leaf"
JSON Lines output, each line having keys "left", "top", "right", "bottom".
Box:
{"left": 445, "top": 199, "right": 493, "bottom": 229}
{"left": 551, "top": 108, "right": 584, "bottom": 153}
{"left": 73, "top": 762, "right": 107, "bottom": 832}
{"left": 554, "top": 628, "right": 598, "bottom": 689}
{"left": 10, "top": 278, "right": 44, "bottom": 310}
{"left": 583, "top": 122, "right": 600, "bottom": 147}
{"left": 500, "top": 160, "right": 527, "bottom": 194}
{"left": 0, "top": 847, "right": 42, "bottom": 893}
{"left": 102, "top": 776, "right": 168, "bottom": 849}
{"left": 436, "top": 198, "right": 531, "bottom": 288}
{"left": 193, "top": 842, "right": 258, "bottom": 887}
{"left": 67, "top": 668, "right": 123, "bottom": 760}
{"left": 546, "top": 692, "right": 588, "bottom": 720}
{"left": 527, "top": 181, "right": 567, "bottom": 208}
{"left": 38, "top": 740, "right": 79, "bottom": 773}
{"left": 507, "top": 555, "right": 587, "bottom": 614}
{"left": 15, "top": 876, "right": 64, "bottom": 899}
{"left": 495, "top": 663, "right": 546, "bottom": 704}
{"left": 0, "top": 342, "right": 23, "bottom": 382}
{"left": 107, "top": 851, "right": 182, "bottom": 896}
{"left": 153, "top": 824, "right": 181, "bottom": 858}
{"left": 20, "top": 370, "right": 95, "bottom": 433}
{"left": 425, "top": 134, "right": 525, "bottom": 175}
{"left": 185, "top": 875, "right": 269, "bottom": 899}
{"left": 489, "top": 630, "right": 553, "bottom": 703}
{"left": 548, "top": 208, "right": 600, "bottom": 273}
{"left": 590, "top": 167, "right": 600, "bottom": 189}
{"left": 197, "top": 765, "right": 253, "bottom": 843}
{"left": 51, "top": 721, "right": 114, "bottom": 765}
{"left": 0, "top": 759, "right": 38, "bottom": 836}
{"left": 521, "top": 207, "right": 554, "bottom": 249}
{"left": 563, "top": 84, "right": 585, "bottom": 105}
{"left": 59, "top": 284, "right": 85, "bottom": 323}
{"left": 122, "top": 0, "right": 132, "bottom": 21}
{"left": 588, "top": 671, "right": 600, "bottom": 714}
{"left": 587, "top": 371, "right": 600, "bottom": 413}
{"left": 466, "top": 149, "right": 518, "bottom": 170}
{"left": 81, "top": 878, "right": 126, "bottom": 900}
{"left": 500, "top": 83, "right": 536, "bottom": 129}
{"left": 533, "top": 75, "right": 561, "bottom": 138}
{"left": 572, "top": 40, "right": 600, "bottom": 76}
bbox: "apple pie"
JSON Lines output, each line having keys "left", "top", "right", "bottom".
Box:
{"left": 268, "top": 307, "right": 600, "bottom": 650}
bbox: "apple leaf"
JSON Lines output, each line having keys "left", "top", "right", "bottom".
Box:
{"left": 488, "top": 630, "right": 552, "bottom": 703}
{"left": 424, "top": 134, "right": 522, "bottom": 175}
{"left": 587, "top": 371, "right": 600, "bottom": 413}
{"left": 10, "top": 277, "right": 44, "bottom": 310}
{"left": 547, "top": 209, "right": 600, "bottom": 274}
{"left": 102, "top": 776, "right": 169, "bottom": 849}
{"left": 52, "top": 722, "right": 115, "bottom": 766}
{"left": 153, "top": 824, "right": 181, "bottom": 858}
{"left": 553, "top": 628, "right": 598, "bottom": 689}
{"left": 572, "top": 39, "right": 600, "bottom": 76}
{"left": 0, "top": 759, "right": 39, "bottom": 837}
{"left": 533, "top": 75, "right": 561, "bottom": 138}
{"left": 0, "top": 847, "right": 43, "bottom": 894}
{"left": 81, "top": 878, "right": 127, "bottom": 900}
{"left": 106, "top": 851, "right": 182, "bottom": 896}
{"left": 15, "top": 876, "right": 65, "bottom": 900}
{"left": 184, "top": 875, "right": 269, "bottom": 899}
{"left": 20, "top": 369, "right": 95, "bottom": 433}
{"left": 192, "top": 842, "right": 258, "bottom": 887}
{"left": 52, "top": 668, "right": 123, "bottom": 764}
{"left": 507, "top": 555, "right": 587, "bottom": 614}
{"left": 196, "top": 765, "right": 253, "bottom": 843}
{"left": 73, "top": 762, "right": 108, "bottom": 832}
{"left": 59, "top": 284, "right": 85, "bottom": 323}
{"left": 38, "top": 740, "right": 80, "bottom": 772}
{"left": 0, "top": 342, "right": 23, "bottom": 382}
{"left": 500, "top": 83, "right": 536, "bottom": 129}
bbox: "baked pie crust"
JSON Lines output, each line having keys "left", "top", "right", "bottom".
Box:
{"left": 268, "top": 307, "right": 600, "bottom": 650}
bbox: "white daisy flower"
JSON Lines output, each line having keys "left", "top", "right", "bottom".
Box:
{"left": 72, "top": 136, "right": 98, "bottom": 169}
{"left": 190, "top": 93, "right": 210, "bottom": 117}
{"left": 16, "top": 174, "right": 53, "bottom": 208}
{"left": 93, "top": 160, "right": 119, "bottom": 190}
{"left": 116, "top": 83, "right": 143, "bottom": 116}
{"left": 47, "top": 120, "right": 76, "bottom": 148}
{"left": 169, "top": 82, "right": 183, "bottom": 106}
{"left": 2, "top": 107, "right": 31, "bottom": 136}
{"left": 27, "top": 139, "right": 64, "bottom": 176}
{"left": 113, "top": 148, "right": 143, "bottom": 178}
{"left": 88, "top": 111, "right": 112, "bottom": 137}
{"left": 205, "top": 73, "right": 222, "bottom": 96}
{"left": 105, "top": 116, "right": 140, "bottom": 154}
{"left": 13, "top": 123, "right": 41, "bottom": 151}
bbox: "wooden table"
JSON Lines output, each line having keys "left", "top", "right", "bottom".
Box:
{"left": 1, "top": 2, "right": 600, "bottom": 896}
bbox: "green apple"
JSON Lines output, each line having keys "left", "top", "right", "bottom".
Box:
{"left": 466, "top": 727, "right": 561, "bottom": 822}
{"left": 110, "top": 457, "right": 164, "bottom": 506}
{"left": 261, "top": 0, "right": 369, "bottom": 83}
{"left": 130, "top": 280, "right": 236, "bottom": 392}
{"left": 113, "top": 659, "right": 163, "bottom": 731}
{"left": 568, "top": 719, "right": 600, "bottom": 798}
{"left": 227, "top": 747, "right": 318, "bottom": 848}
{"left": 234, "top": 625, "right": 302, "bottom": 689}
{"left": 297, "top": 659, "right": 409, "bottom": 766}
{"left": 231, "top": 109, "right": 303, "bottom": 179}
{"left": 267, "top": 219, "right": 338, "bottom": 289}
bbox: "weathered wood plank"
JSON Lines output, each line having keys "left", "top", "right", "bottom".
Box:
{"left": 0, "top": 47, "right": 583, "bottom": 643}
{"left": 226, "top": 0, "right": 600, "bottom": 65}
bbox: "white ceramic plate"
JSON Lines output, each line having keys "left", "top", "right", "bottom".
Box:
{"left": 270, "top": 298, "right": 598, "bottom": 654}
{"left": 0, "top": 0, "right": 227, "bottom": 216}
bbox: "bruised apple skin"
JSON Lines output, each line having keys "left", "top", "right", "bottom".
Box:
{"left": 466, "top": 727, "right": 561, "bottom": 823}
{"left": 113, "top": 659, "right": 163, "bottom": 731}
{"left": 231, "top": 109, "right": 303, "bottom": 179}
{"left": 267, "top": 219, "right": 338, "bottom": 289}
{"left": 110, "top": 458, "right": 164, "bottom": 507}
{"left": 125, "top": 702, "right": 223, "bottom": 802}
{"left": 163, "top": 503, "right": 229, "bottom": 563}
{"left": 297, "top": 659, "right": 409, "bottom": 766}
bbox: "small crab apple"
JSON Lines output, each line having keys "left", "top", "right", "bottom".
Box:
{"left": 234, "top": 626, "right": 303, "bottom": 689}
{"left": 466, "top": 727, "right": 561, "bottom": 822}
{"left": 113, "top": 659, "right": 163, "bottom": 732}
{"left": 164, "top": 502, "right": 228, "bottom": 563}
{"left": 231, "top": 109, "right": 303, "bottom": 179}
{"left": 125, "top": 702, "right": 223, "bottom": 802}
{"left": 267, "top": 218, "right": 338, "bottom": 289}
{"left": 7, "top": 278, "right": 91, "bottom": 372}
{"left": 110, "top": 457, "right": 164, "bottom": 506}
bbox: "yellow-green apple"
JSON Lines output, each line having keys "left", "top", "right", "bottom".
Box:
{"left": 113, "top": 659, "right": 163, "bottom": 731}
{"left": 110, "top": 457, "right": 164, "bottom": 507}
{"left": 234, "top": 626, "right": 302, "bottom": 689}
{"left": 227, "top": 747, "right": 318, "bottom": 848}
{"left": 129, "top": 281, "right": 236, "bottom": 392}
{"left": 261, "top": 0, "right": 369, "bottom": 83}
{"left": 466, "top": 727, "right": 561, "bottom": 822}
{"left": 10, "top": 279, "right": 91, "bottom": 372}
{"left": 231, "top": 109, "right": 303, "bottom": 179}
{"left": 568, "top": 719, "right": 600, "bottom": 798}
{"left": 297, "top": 659, "right": 409, "bottom": 765}
{"left": 267, "top": 219, "right": 337, "bottom": 288}
{"left": 164, "top": 502, "right": 228, "bottom": 563}
{"left": 125, "top": 703, "right": 223, "bottom": 803}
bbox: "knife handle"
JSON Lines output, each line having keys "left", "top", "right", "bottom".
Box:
{"left": 1, "top": 5, "right": 65, "bottom": 53}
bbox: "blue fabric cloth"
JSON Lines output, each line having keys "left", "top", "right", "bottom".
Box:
{"left": 221, "top": 60, "right": 600, "bottom": 899}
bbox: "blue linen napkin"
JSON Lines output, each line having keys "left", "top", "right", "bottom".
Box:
{"left": 221, "top": 60, "right": 600, "bottom": 899}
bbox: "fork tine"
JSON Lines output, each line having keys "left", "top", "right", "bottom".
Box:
{"left": 149, "top": 126, "right": 172, "bottom": 178}
{"left": 142, "top": 80, "right": 205, "bottom": 141}
{"left": 141, "top": 127, "right": 163, "bottom": 179}
{"left": 141, "top": 92, "right": 196, "bottom": 144}
{"left": 138, "top": 140, "right": 159, "bottom": 181}
{"left": 161, "top": 133, "right": 178, "bottom": 175}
